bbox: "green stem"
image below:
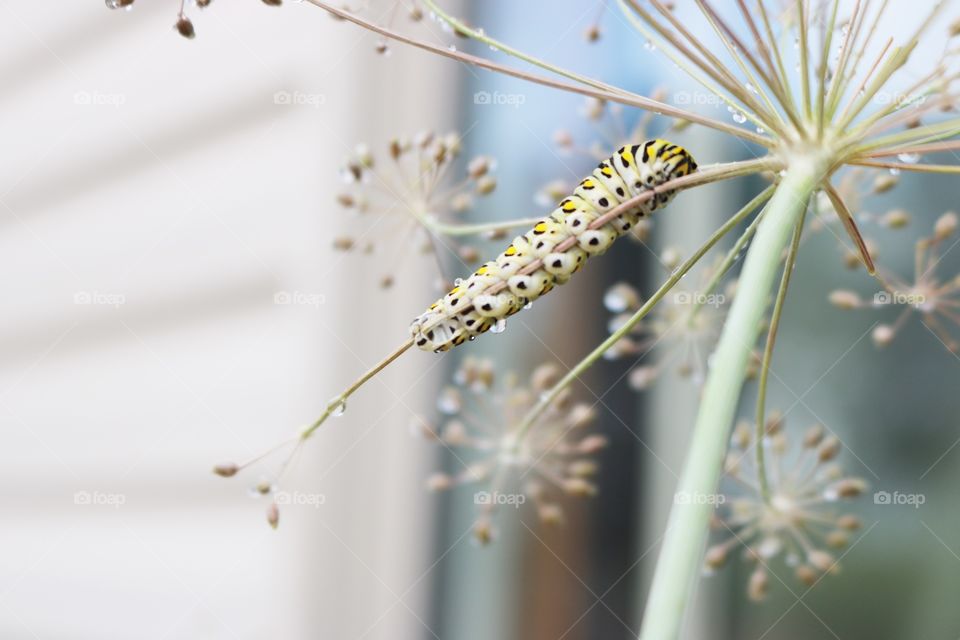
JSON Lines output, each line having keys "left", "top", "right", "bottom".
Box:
{"left": 638, "top": 155, "right": 826, "bottom": 640}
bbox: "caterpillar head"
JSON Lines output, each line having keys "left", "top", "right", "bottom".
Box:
{"left": 650, "top": 139, "right": 698, "bottom": 181}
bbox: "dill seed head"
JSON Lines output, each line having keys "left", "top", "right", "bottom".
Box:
{"left": 415, "top": 360, "right": 606, "bottom": 542}
{"left": 334, "top": 132, "right": 498, "bottom": 288}
{"left": 709, "top": 415, "right": 867, "bottom": 600}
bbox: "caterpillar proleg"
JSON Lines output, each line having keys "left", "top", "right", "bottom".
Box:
{"left": 410, "top": 139, "right": 698, "bottom": 352}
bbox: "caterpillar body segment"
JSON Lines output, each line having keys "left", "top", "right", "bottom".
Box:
{"left": 410, "top": 139, "right": 698, "bottom": 353}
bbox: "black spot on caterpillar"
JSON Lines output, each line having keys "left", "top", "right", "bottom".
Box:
{"left": 410, "top": 139, "right": 697, "bottom": 353}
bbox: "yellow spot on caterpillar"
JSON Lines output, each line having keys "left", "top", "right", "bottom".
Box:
{"left": 601, "top": 166, "right": 613, "bottom": 177}
{"left": 533, "top": 222, "right": 548, "bottom": 233}
{"left": 504, "top": 245, "right": 517, "bottom": 256}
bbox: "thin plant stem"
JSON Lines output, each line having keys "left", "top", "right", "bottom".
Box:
{"left": 754, "top": 207, "right": 807, "bottom": 505}
{"left": 512, "top": 187, "right": 776, "bottom": 445}
{"left": 638, "top": 153, "right": 827, "bottom": 640}
{"left": 300, "top": 339, "right": 413, "bottom": 440}
{"left": 303, "top": 0, "right": 772, "bottom": 147}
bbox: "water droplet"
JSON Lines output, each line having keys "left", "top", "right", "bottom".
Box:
{"left": 732, "top": 110, "right": 747, "bottom": 124}
{"left": 897, "top": 152, "right": 921, "bottom": 164}
{"left": 643, "top": 40, "right": 656, "bottom": 51}
{"left": 330, "top": 398, "right": 346, "bottom": 417}
{"left": 105, "top": 0, "right": 122, "bottom": 8}
{"left": 523, "top": 301, "right": 533, "bottom": 310}
{"left": 889, "top": 167, "right": 901, "bottom": 175}
{"left": 756, "top": 126, "right": 765, "bottom": 134}
{"left": 745, "top": 83, "right": 758, "bottom": 95}
{"left": 490, "top": 318, "right": 507, "bottom": 334}
{"left": 448, "top": 44, "right": 458, "bottom": 52}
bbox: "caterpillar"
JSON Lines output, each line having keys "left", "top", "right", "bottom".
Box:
{"left": 410, "top": 139, "right": 697, "bottom": 353}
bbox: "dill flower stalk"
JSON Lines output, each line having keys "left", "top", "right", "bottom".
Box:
{"left": 198, "top": 1, "right": 960, "bottom": 637}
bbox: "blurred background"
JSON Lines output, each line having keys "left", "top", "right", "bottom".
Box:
{"left": 2, "top": 1, "right": 960, "bottom": 639}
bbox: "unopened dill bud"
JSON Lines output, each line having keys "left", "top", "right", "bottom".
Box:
{"left": 732, "top": 420, "right": 751, "bottom": 449}
{"left": 441, "top": 420, "right": 468, "bottom": 445}
{"left": 818, "top": 436, "right": 841, "bottom": 462}
{"left": 807, "top": 550, "right": 837, "bottom": 573}
{"left": 538, "top": 503, "right": 564, "bottom": 525}
{"left": 628, "top": 366, "right": 658, "bottom": 391}
{"left": 827, "top": 531, "right": 849, "bottom": 548}
{"left": 196, "top": 0, "right": 211, "bottom": 6}
{"left": 332, "top": 236, "right": 355, "bottom": 251}
{"left": 660, "top": 247, "right": 683, "bottom": 270}
{"left": 473, "top": 519, "right": 494, "bottom": 545}
{"left": 426, "top": 473, "right": 453, "bottom": 491}
{"left": 704, "top": 544, "right": 728, "bottom": 570}
{"left": 747, "top": 567, "right": 769, "bottom": 601}
{"left": 584, "top": 24, "right": 601, "bottom": 42}
{"left": 467, "top": 156, "right": 491, "bottom": 179}
{"left": 262, "top": 0, "right": 282, "bottom": 5}
{"left": 838, "top": 514, "right": 862, "bottom": 530}
{"left": 803, "top": 423, "right": 825, "bottom": 448}
{"left": 475, "top": 176, "right": 496, "bottom": 195}
{"left": 255, "top": 480, "right": 272, "bottom": 495}
{"left": 881, "top": 209, "right": 910, "bottom": 228}
{"left": 552, "top": 131, "right": 574, "bottom": 150}
{"left": 563, "top": 477, "right": 597, "bottom": 497}
{"left": 950, "top": 17, "right": 960, "bottom": 37}
{"left": 266, "top": 502, "right": 279, "bottom": 529}
{"left": 935, "top": 211, "right": 958, "bottom": 240}
{"left": 568, "top": 460, "right": 598, "bottom": 477}
{"left": 826, "top": 477, "right": 868, "bottom": 499}
{"left": 873, "top": 173, "right": 899, "bottom": 193}
{"left": 175, "top": 17, "right": 195, "bottom": 39}
{"left": 337, "top": 193, "right": 355, "bottom": 208}
{"left": 584, "top": 98, "right": 605, "bottom": 120}
{"left": 764, "top": 411, "right": 784, "bottom": 435}
{"left": 531, "top": 363, "right": 561, "bottom": 392}
{"left": 408, "top": 5, "right": 423, "bottom": 21}
{"left": 458, "top": 245, "right": 480, "bottom": 263}
{"left": 795, "top": 564, "right": 818, "bottom": 586}
{"left": 872, "top": 324, "right": 896, "bottom": 348}
{"left": 829, "top": 289, "right": 862, "bottom": 309}
{"left": 569, "top": 404, "right": 597, "bottom": 430}
{"left": 379, "top": 275, "right": 394, "bottom": 289}
{"left": 213, "top": 462, "right": 239, "bottom": 478}
{"left": 576, "top": 434, "right": 608, "bottom": 454}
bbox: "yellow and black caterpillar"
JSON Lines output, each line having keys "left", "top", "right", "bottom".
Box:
{"left": 410, "top": 139, "right": 697, "bottom": 353}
